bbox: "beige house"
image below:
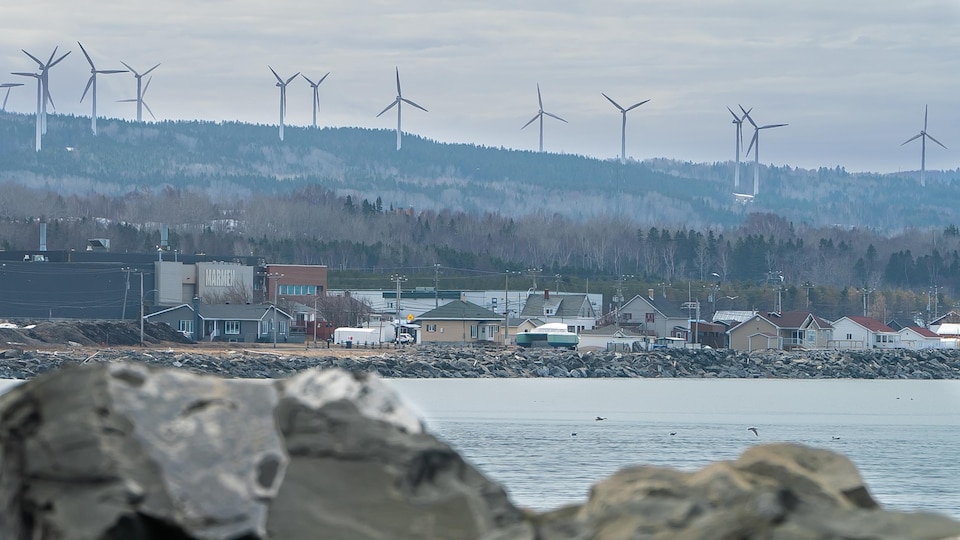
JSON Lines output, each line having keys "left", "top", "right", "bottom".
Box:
{"left": 728, "top": 311, "right": 833, "bottom": 352}
{"left": 415, "top": 300, "right": 503, "bottom": 345}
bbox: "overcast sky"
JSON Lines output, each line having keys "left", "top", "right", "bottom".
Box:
{"left": 3, "top": 1, "right": 959, "bottom": 173}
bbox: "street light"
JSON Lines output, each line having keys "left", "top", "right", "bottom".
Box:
{"left": 266, "top": 272, "right": 284, "bottom": 348}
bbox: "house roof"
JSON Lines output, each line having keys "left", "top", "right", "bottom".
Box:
{"left": 580, "top": 325, "right": 646, "bottom": 337}
{"left": 520, "top": 292, "right": 594, "bottom": 318}
{"left": 764, "top": 311, "right": 833, "bottom": 329}
{"left": 903, "top": 326, "right": 940, "bottom": 338}
{"left": 930, "top": 311, "right": 960, "bottom": 326}
{"left": 712, "top": 310, "right": 757, "bottom": 323}
{"left": 842, "top": 316, "right": 897, "bottom": 333}
{"left": 621, "top": 293, "right": 687, "bottom": 319}
{"left": 145, "top": 303, "right": 292, "bottom": 321}
{"left": 416, "top": 300, "right": 502, "bottom": 321}
{"left": 934, "top": 323, "right": 960, "bottom": 336}
{"left": 509, "top": 317, "right": 544, "bottom": 327}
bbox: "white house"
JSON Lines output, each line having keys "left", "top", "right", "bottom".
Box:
{"left": 897, "top": 326, "right": 944, "bottom": 350}
{"left": 830, "top": 316, "right": 899, "bottom": 349}
{"left": 519, "top": 290, "right": 598, "bottom": 333}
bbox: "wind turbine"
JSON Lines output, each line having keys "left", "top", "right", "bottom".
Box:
{"left": 602, "top": 93, "right": 649, "bottom": 164}
{"left": 522, "top": 84, "right": 567, "bottom": 152}
{"left": 0, "top": 82, "right": 23, "bottom": 111}
{"left": 21, "top": 47, "right": 70, "bottom": 135}
{"left": 376, "top": 67, "right": 427, "bottom": 150}
{"left": 901, "top": 105, "right": 946, "bottom": 187}
{"left": 742, "top": 110, "right": 787, "bottom": 196}
{"left": 118, "top": 61, "right": 160, "bottom": 122}
{"left": 730, "top": 105, "right": 751, "bottom": 189}
{"left": 301, "top": 72, "right": 329, "bottom": 128}
{"left": 269, "top": 66, "right": 299, "bottom": 141}
{"left": 10, "top": 71, "right": 42, "bottom": 151}
{"left": 78, "top": 42, "right": 127, "bottom": 135}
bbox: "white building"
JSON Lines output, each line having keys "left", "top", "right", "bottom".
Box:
{"left": 830, "top": 316, "right": 900, "bottom": 349}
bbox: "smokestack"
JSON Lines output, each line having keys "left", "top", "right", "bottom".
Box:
{"left": 648, "top": 288, "right": 655, "bottom": 301}
{"left": 544, "top": 289, "right": 549, "bottom": 300}
{"left": 39, "top": 222, "right": 47, "bottom": 252}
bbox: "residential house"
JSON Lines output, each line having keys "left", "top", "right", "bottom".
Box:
{"left": 898, "top": 326, "right": 944, "bottom": 350}
{"left": 416, "top": 300, "right": 503, "bottom": 345}
{"left": 830, "top": 316, "right": 899, "bottom": 349}
{"left": 144, "top": 303, "right": 294, "bottom": 343}
{"left": 616, "top": 289, "right": 690, "bottom": 340}
{"left": 519, "top": 290, "right": 597, "bottom": 333}
{"left": 727, "top": 311, "right": 833, "bottom": 352}
{"left": 929, "top": 311, "right": 960, "bottom": 335}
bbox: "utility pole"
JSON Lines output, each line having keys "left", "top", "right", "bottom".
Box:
{"left": 802, "top": 281, "right": 813, "bottom": 310}
{"left": 613, "top": 275, "right": 627, "bottom": 329}
{"left": 121, "top": 267, "right": 135, "bottom": 320}
{"left": 434, "top": 263, "right": 441, "bottom": 308}
{"left": 527, "top": 267, "right": 542, "bottom": 291}
{"left": 266, "top": 272, "right": 284, "bottom": 348}
{"left": 391, "top": 274, "right": 407, "bottom": 322}
{"left": 504, "top": 270, "right": 520, "bottom": 346}
{"left": 139, "top": 272, "right": 144, "bottom": 346}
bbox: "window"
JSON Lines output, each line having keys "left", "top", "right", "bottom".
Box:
{"left": 470, "top": 325, "right": 478, "bottom": 339}
{"left": 225, "top": 320, "right": 241, "bottom": 335}
{"left": 278, "top": 284, "right": 318, "bottom": 296}
{"left": 426, "top": 324, "right": 437, "bottom": 332}
{"left": 846, "top": 333, "right": 853, "bottom": 340}
{"left": 178, "top": 320, "right": 194, "bottom": 335}
{"left": 645, "top": 313, "right": 655, "bottom": 323}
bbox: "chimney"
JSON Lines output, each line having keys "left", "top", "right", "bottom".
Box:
{"left": 648, "top": 288, "right": 655, "bottom": 301}
{"left": 39, "top": 222, "right": 47, "bottom": 252}
{"left": 544, "top": 289, "right": 549, "bottom": 300}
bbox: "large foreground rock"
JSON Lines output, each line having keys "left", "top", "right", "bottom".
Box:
{"left": 0, "top": 363, "right": 529, "bottom": 540}
{"left": 0, "top": 361, "right": 957, "bottom": 539}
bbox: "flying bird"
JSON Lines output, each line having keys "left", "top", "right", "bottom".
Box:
{"left": 595, "top": 416, "right": 606, "bottom": 421}
{"left": 748, "top": 427, "right": 759, "bottom": 436}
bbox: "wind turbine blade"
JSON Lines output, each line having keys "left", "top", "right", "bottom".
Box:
{"left": 521, "top": 113, "right": 540, "bottom": 130}
{"left": 21, "top": 50, "right": 44, "bottom": 67}
{"left": 543, "top": 111, "right": 567, "bottom": 123}
{"left": 48, "top": 51, "right": 71, "bottom": 69}
{"left": 926, "top": 132, "right": 947, "bottom": 150}
{"left": 537, "top": 84, "right": 542, "bottom": 109}
{"left": 742, "top": 109, "right": 757, "bottom": 128}
{"left": 142, "top": 76, "right": 152, "bottom": 96}
{"left": 285, "top": 72, "right": 300, "bottom": 85}
{"left": 268, "top": 66, "right": 282, "bottom": 83}
{"left": 116, "top": 98, "right": 138, "bottom": 103}
{"left": 11, "top": 72, "right": 39, "bottom": 78}
{"left": 120, "top": 61, "right": 138, "bottom": 76}
{"left": 625, "top": 99, "right": 650, "bottom": 112}
{"left": 142, "top": 63, "right": 160, "bottom": 77}
{"left": 746, "top": 132, "right": 758, "bottom": 155}
{"left": 301, "top": 74, "right": 316, "bottom": 86}
{"left": 44, "top": 47, "right": 59, "bottom": 66}
{"left": 395, "top": 67, "right": 401, "bottom": 96}
{"left": 401, "top": 98, "right": 427, "bottom": 112}
{"left": 759, "top": 123, "right": 788, "bottom": 130}
{"left": 924, "top": 105, "right": 928, "bottom": 131}
{"left": 45, "top": 87, "right": 56, "bottom": 110}
{"left": 78, "top": 41, "right": 95, "bottom": 69}
{"left": 0, "top": 83, "right": 24, "bottom": 88}
{"left": 318, "top": 72, "right": 330, "bottom": 85}
{"left": 98, "top": 70, "right": 127, "bottom": 74}
{"left": 602, "top": 93, "right": 625, "bottom": 112}
{"left": 376, "top": 99, "right": 398, "bottom": 117}
{"left": 727, "top": 106, "right": 739, "bottom": 121}
{"left": 81, "top": 75, "right": 94, "bottom": 102}
{"left": 142, "top": 100, "right": 156, "bottom": 120}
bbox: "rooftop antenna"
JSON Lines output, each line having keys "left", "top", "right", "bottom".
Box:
{"left": 10, "top": 71, "right": 42, "bottom": 151}
{"left": 78, "top": 42, "right": 127, "bottom": 135}
{"left": 376, "top": 67, "right": 427, "bottom": 150}
{"left": 901, "top": 105, "right": 946, "bottom": 187}
{"left": 118, "top": 61, "right": 160, "bottom": 122}
{"left": 22, "top": 47, "right": 71, "bottom": 135}
{"left": 742, "top": 109, "right": 787, "bottom": 196}
{"left": 602, "top": 93, "right": 649, "bottom": 164}
{"left": 730, "top": 105, "right": 751, "bottom": 189}
{"left": 301, "top": 72, "right": 329, "bottom": 128}
{"left": 269, "top": 66, "right": 299, "bottom": 141}
{"left": 0, "top": 82, "right": 24, "bottom": 111}
{"left": 522, "top": 84, "right": 566, "bottom": 152}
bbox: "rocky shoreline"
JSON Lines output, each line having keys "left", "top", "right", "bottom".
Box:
{"left": 2, "top": 344, "right": 960, "bottom": 380}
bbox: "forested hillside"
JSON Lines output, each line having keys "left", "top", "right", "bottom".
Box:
{"left": 2, "top": 111, "right": 960, "bottom": 321}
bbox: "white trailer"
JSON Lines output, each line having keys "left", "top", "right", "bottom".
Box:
{"left": 333, "top": 327, "right": 382, "bottom": 346}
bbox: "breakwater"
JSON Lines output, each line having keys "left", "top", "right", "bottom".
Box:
{"left": 2, "top": 345, "right": 959, "bottom": 380}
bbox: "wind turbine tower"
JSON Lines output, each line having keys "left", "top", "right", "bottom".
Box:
{"left": 742, "top": 110, "right": 787, "bottom": 196}
{"left": 376, "top": 68, "right": 428, "bottom": 150}
{"left": 602, "top": 93, "right": 649, "bottom": 164}
{"left": 729, "top": 106, "right": 751, "bottom": 189}
{"left": 22, "top": 47, "right": 70, "bottom": 135}
{"left": 269, "top": 67, "right": 299, "bottom": 141}
{"left": 0, "top": 82, "right": 24, "bottom": 111}
{"left": 10, "top": 71, "right": 42, "bottom": 151}
{"left": 522, "top": 84, "right": 567, "bottom": 152}
{"left": 118, "top": 61, "right": 160, "bottom": 122}
{"left": 78, "top": 42, "right": 127, "bottom": 135}
{"left": 301, "top": 72, "right": 329, "bottom": 128}
{"left": 901, "top": 105, "right": 946, "bottom": 187}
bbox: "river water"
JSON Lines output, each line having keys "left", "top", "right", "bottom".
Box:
{"left": 385, "top": 378, "right": 960, "bottom": 518}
